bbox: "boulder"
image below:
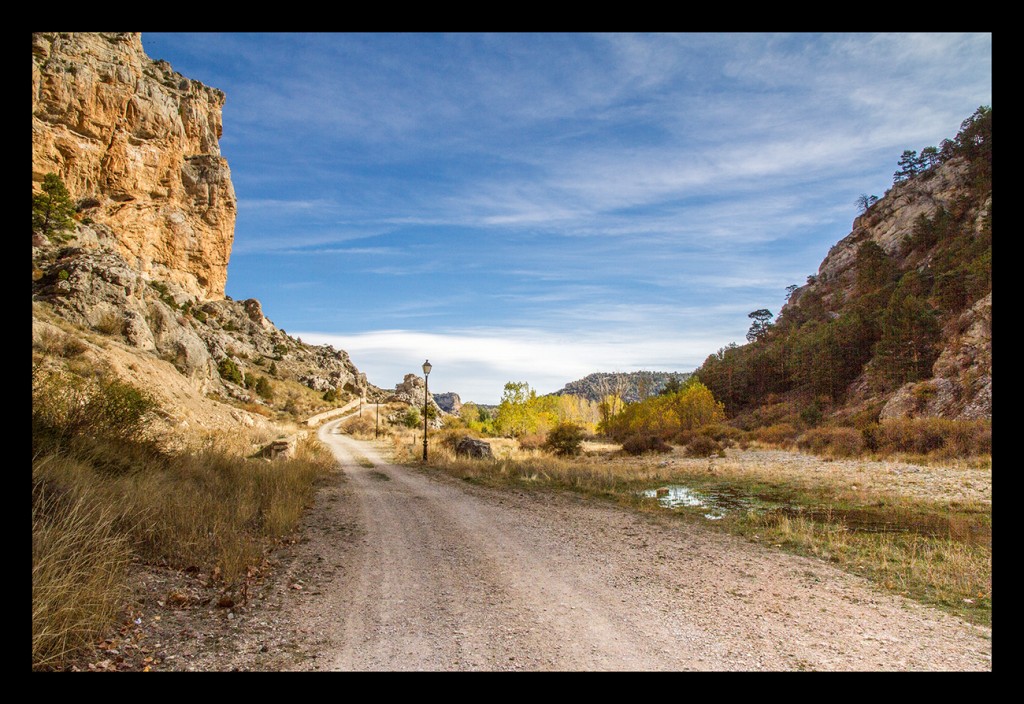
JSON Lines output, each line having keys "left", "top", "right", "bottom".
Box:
{"left": 455, "top": 436, "right": 493, "bottom": 460}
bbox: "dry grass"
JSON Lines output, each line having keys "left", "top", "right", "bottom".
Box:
{"left": 32, "top": 435, "right": 334, "bottom": 670}
{"left": 31, "top": 359, "right": 335, "bottom": 670}
{"left": 32, "top": 458, "right": 133, "bottom": 669}
{"left": 740, "top": 510, "right": 991, "bottom": 624}
{"left": 340, "top": 412, "right": 378, "bottom": 440}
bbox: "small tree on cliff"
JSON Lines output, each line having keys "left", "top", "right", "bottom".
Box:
{"left": 32, "top": 173, "right": 76, "bottom": 242}
{"left": 746, "top": 309, "right": 774, "bottom": 343}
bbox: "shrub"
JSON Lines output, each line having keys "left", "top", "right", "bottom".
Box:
{"left": 32, "top": 368, "right": 157, "bottom": 452}
{"left": 685, "top": 434, "right": 724, "bottom": 457}
{"left": 35, "top": 330, "right": 88, "bottom": 358}
{"left": 621, "top": 434, "right": 672, "bottom": 455}
{"left": 254, "top": 376, "right": 273, "bottom": 401}
{"left": 751, "top": 423, "right": 798, "bottom": 447}
{"left": 341, "top": 414, "right": 375, "bottom": 439}
{"left": 543, "top": 422, "right": 584, "bottom": 457}
{"left": 800, "top": 401, "right": 823, "bottom": 427}
{"left": 698, "top": 423, "right": 742, "bottom": 442}
{"left": 93, "top": 311, "right": 123, "bottom": 336}
{"left": 861, "top": 418, "right": 991, "bottom": 458}
{"left": 517, "top": 433, "right": 547, "bottom": 452}
{"left": 402, "top": 407, "right": 421, "bottom": 429}
{"left": 218, "top": 357, "right": 243, "bottom": 385}
{"left": 672, "top": 429, "right": 695, "bottom": 446}
{"left": 442, "top": 415, "right": 465, "bottom": 430}
{"left": 796, "top": 426, "right": 864, "bottom": 458}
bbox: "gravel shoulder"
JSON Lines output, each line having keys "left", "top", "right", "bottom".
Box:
{"left": 91, "top": 420, "right": 991, "bottom": 671}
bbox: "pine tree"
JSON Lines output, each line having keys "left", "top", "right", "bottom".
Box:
{"left": 32, "top": 173, "right": 76, "bottom": 241}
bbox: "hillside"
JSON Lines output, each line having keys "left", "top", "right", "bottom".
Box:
{"left": 32, "top": 32, "right": 387, "bottom": 434}
{"left": 551, "top": 371, "right": 693, "bottom": 404}
{"left": 30, "top": 33, "right": 392, "bottom": 670}
{"left": 695, "top": 107, "right": 991, "bottom": 427}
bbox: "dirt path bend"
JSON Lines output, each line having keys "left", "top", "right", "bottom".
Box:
{"left": 210, "top": 419, "right": 992, "bottom": 671}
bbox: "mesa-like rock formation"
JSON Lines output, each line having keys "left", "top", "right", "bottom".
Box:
{"left": 551, "top": 371, "right": 693, "bottom": 404}
{"left": 32, "top": 32, "right": 235, "bottom": 300}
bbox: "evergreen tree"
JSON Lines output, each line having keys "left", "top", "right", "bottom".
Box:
{"left": 873, "top": 289, "right": 940, "bottom": 387}
{"left": 746, "top": 309, "right": 774, "bottom": 343}
{"left": 32, "top": 173, "right": 76, "bottom": 241}
{"left": 893, "top": 150, "right": 924, "bottom": 183}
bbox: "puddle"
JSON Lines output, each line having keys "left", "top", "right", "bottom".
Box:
{"left": 641, "top": 485, "right": 991, "bottom": 545}
{"left": 639, "top": 485, "right": 745, "bottom": 520}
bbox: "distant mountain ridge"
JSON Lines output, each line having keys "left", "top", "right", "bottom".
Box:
{"left": 550, "top": 371, "right": 693, "bottom": 404}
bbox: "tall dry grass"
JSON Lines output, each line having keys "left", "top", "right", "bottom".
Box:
{"left": 32, "top": 362, "right": 335, "bottom": 669}
{"left": 32, "top": 457, "right": 133, "bottom": 669}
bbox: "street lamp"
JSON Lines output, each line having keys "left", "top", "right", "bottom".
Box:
{"left": 422, "top": 359, "right": 432, "bottom": 462}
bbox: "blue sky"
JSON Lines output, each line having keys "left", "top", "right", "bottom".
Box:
{"left": 141, "top": 33, "right": 991, "bottom": 404}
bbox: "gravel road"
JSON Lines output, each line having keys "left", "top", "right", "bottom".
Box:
{"left": 203, "top": 418, "right": 991, "bottom": 671}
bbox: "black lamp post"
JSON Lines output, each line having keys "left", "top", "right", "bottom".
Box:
{"left": 422, "top": 359, "right": 432, "bottom": 462}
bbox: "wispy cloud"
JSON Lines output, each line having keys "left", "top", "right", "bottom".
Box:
{"left": 143, "top": 32, "right": 991, "bottom": 398}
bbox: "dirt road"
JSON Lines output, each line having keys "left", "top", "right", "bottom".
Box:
{"left": 196, "top": 418, "right": 991, "bottom": 671}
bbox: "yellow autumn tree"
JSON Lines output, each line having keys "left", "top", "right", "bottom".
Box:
{"left": 600, "top": 380, "right": 724, "bottom": 441}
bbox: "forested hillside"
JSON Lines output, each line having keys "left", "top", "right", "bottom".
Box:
{"left": 696, "top": 107, "right": 991, "bottom": 428}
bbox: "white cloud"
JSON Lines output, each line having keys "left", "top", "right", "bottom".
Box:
{"left": 296, "top": 328, "right": 725, "bottom": 405}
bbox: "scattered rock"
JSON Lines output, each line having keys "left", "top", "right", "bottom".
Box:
{"left": 455, "top": 436, "right": 493, "bottom": 459}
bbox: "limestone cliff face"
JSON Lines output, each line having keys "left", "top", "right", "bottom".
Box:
{"left": 800, "top": 158, "right": 988, "bottom": 311}
{"left": 32, "top": 32, "right": 235, "bottom": 300}
{"left": 779, "top": 155, "right": 991, "bottom": 421}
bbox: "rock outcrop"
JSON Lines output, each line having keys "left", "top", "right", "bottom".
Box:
{"left": 796, "top": 157, "right": 987, "bottom": 313}
{"left": 390, "top": 374, "right": 446, "bottom": 424}
{"left": 433, "top": 392, "right": 463, "bottom": 415}
{"left": 454, "top": 436, "right": 493, "bottom": 459}
{"left": 777, "top": 152, "right": 991, "bottom": 421}
{"left": 33, "top": 245, "right": 375, "bottom": 402}
{"left": 32, "top": 32, "right": 235, "bottom": 300}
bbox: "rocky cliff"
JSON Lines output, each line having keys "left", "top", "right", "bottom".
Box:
{"left": 32, "top": 32, "right": 234, "bottom": 300}
{"left": 432, "top": 392, "right": 463, "bottom": 415}
{"left": 782, "top": 156, "right": 991, "bottom": 421}
{"left": 697, "top": 107, "right": 991, "bottom": 423}
{"left": 31, "top": 33, "right": 385, "bottom": 428}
